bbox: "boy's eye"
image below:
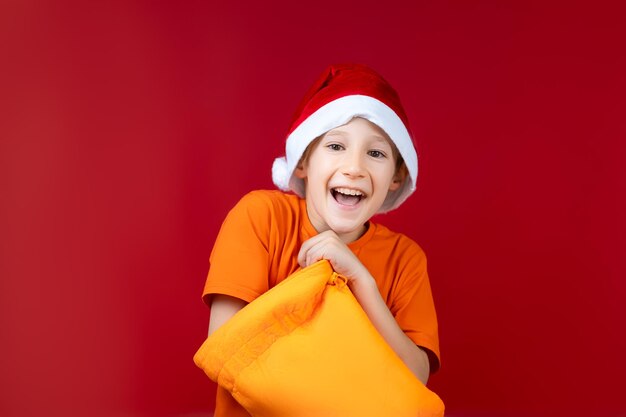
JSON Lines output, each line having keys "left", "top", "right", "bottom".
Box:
{"left": 327, "top": 143, "right": 344, "bottom": 151}
{"left": 368, "top": 150, "right": 386, "bottom": 158}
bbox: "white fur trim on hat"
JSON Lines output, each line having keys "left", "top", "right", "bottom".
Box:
{"left": 272, "top": 95, "right": 418, "bottom": 212}
{"left": 271, "top": 157, "right": 290, "bottom": 191}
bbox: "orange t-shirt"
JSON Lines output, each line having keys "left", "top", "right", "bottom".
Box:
{"left": 203, "top": 190, "right": 440, "bottom": 417}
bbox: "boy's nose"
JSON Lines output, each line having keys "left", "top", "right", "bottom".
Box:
{"left": 341, "top": 152, "right": 366, "bottom": 178}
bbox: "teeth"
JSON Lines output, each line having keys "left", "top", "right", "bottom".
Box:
{"left": 334, "top": 187, "right": 363, "bottom": 196}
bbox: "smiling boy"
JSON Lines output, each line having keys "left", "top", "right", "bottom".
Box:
{"left": 203, "top": 64, "right": 440, "bottom": 417}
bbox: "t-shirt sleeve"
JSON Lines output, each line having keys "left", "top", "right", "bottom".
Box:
{"left": 390, "top": 244, "right": 441, "bottom": 373}
{"left": 202, "top": 191, "right": 272, "bottom": 306}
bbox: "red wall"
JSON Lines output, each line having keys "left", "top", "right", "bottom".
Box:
{"left": 2, "top": 1, "right": 624, "bottom": 416}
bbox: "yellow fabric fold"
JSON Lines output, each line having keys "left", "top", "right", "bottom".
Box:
{"left": 194, "top": 260, "right": 444, "bottom": 417}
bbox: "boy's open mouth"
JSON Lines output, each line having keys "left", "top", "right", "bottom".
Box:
{"left": 331, "top": 187, "right": 365, "bottom": 206}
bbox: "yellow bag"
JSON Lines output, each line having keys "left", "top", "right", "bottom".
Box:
{"left": 194, "top": 260, "right": 444, "bottom": 417}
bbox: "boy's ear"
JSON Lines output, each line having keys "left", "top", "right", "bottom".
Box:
{"left": 294, "top": 161, "right": 308, "bottom": 179}
{"left": 389, "top": 164, "right": 408, "bottom": 191}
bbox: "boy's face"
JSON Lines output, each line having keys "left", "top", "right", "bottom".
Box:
{"left": 295, "top": 117, "right": 404, "bottom": 243}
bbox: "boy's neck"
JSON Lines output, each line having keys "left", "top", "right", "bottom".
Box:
{"left": 309, "top": 217, "right": 369, "bottom": 244}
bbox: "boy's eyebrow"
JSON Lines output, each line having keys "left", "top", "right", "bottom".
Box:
{"left": 324, "top": 130, "right": 347, "bottom": 137}
{"left": 325, "top": 130, "right": 389, "bottom": 143}
{"left": 369, "top": 135, "right": 391, "bottom": 145}
{"left": 364, "top": 134, "right": 394, "bottom": 149}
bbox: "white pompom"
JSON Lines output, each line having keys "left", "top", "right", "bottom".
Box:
{"left": 272, "top": 157, "right": 291, "bottom": 191}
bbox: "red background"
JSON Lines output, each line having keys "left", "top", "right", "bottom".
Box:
{"left": 1, "top": 1, "right": 625, "bottom": 416}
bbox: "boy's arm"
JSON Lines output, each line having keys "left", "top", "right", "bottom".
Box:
{"left": 208, "top": 294, "right": 248, "bottom": 336}
{"left": 298, "top": 230, "right": 431, "bottom": 384}
{"left": 350, "top": 276, "right": 431, "bottom": 384}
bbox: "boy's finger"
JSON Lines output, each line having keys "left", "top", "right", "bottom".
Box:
{"left": 297, "top": 245, "right": 308, "bottom": 267}
{"left": 298, "top": 233, "right": 330, "bottom": 265}
{"left": 306, "top": 244, "right": 324, "bottom": 267}
{"left": 299, "top": 240, "right": 321, "bottom": 266}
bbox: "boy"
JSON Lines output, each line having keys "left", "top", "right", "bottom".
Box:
{"left": 203, "top": 63, "right": 440, "bottom": 417}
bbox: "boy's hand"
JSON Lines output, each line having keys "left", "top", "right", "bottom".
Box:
{"left": 299, "top": 230, "right": 431, "bottom": 385}
{"left": 298, "top": 230, "right": 374, "bottom": 288}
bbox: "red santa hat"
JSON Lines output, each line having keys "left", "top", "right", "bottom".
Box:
{"left": 272, "top": 63, "right": 418, "bottom": 212}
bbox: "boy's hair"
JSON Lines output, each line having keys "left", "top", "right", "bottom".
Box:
{"left": 272, "top": 63, "right": 419, "bottom": 213}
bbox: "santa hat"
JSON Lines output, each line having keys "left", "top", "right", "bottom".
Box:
{"left": 272, "top": 63, "right": 418, "bottom": 213}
